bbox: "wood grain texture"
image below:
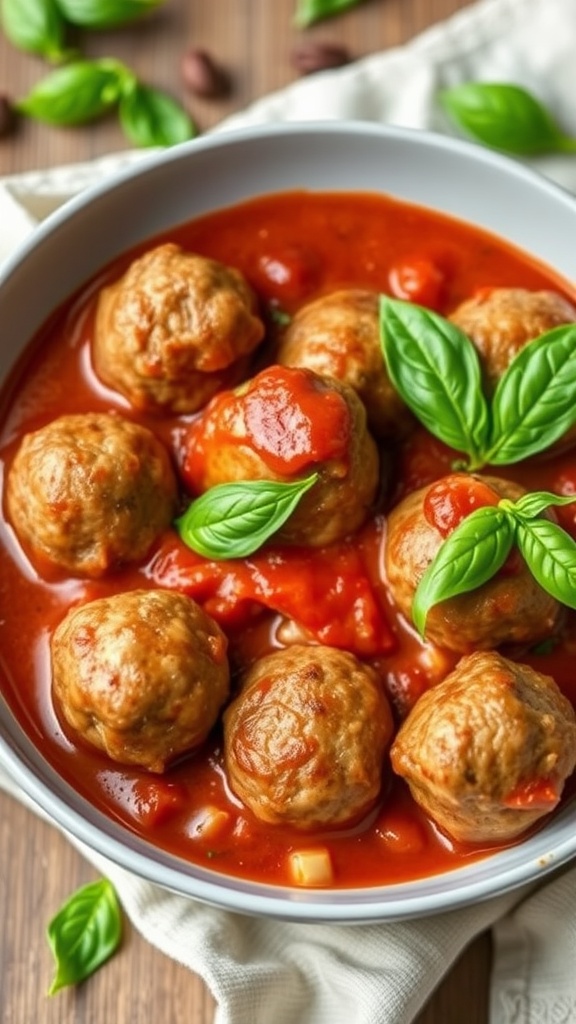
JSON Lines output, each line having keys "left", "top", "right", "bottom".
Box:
{"left": 0, "top": 1, "right": 491, "bottom": 1021}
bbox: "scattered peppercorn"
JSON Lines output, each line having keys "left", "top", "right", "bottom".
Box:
{"left": 0, "top": 94, "right": 17, "bottom": 138}
{"left": 290, "top": 41, "right": 351, "bottom": 76}
{"left": 180, "top": 48, "right": 231, "bottom": 99}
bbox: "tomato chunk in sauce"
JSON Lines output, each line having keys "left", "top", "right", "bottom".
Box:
{"left": 2, "top": 189, "right": 576, "bottom": 890}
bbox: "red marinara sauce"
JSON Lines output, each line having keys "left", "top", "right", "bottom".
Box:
{"left": 1, "top": 190, "right": 576, "bottom": 890}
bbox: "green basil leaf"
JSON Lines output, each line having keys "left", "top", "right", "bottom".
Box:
{"left": 119, "top": 82, "right": 196, "bottom": 148}
{"left": 294, "top": 0, "right": 363, "bottom": 27}
{"left": 412, "top": 505, "right": 514, "bottom": 636}
{"left": 54, "top": 0, "right": 164, "bottom": 28}
{"left": 380, "top": 296, "right": 490, "bottom": 466}
{"left": 440, "top": 82, "right": 576, "bottom": 156}
{"left": 16, "top": 59, "right": 126, "bottom": 125}
{"left": 1, "top": 0, "right": 69, "bottom": 62}
{"left": 516, "top": 518, "right": 576, "bottom": 610}
{"left": 505, "top": 490, "right": 576, "bottom": 521}
{"left": 176, "top": 474, "right": 318, "bottom": 559}
{"left": 47, "top": 879, "right": 122, "bottom": 995}
{"left": 487, "top": 324, "right": 576, "bottom": 465}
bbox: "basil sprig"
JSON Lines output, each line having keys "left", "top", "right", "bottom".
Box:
{"left": 47, "top": 879, "right": 122, "bottom": 995}
{"left": 16, "top": 58, "right": 196, "bottom": 145}
{"left": 176, "top": 473, "right": 319, "bottom": 559}
{"left": 380, "top": 297, "right": 576, "bottom": 470}
{"left": 380, "top": 298, "right": 489, "bottom": 465}
{"left": 17, "top": 59, "right": 128, "bottom": 125}
{"left": 119, "top": 81, "right": 196, "bottom": 148}
{"left": 412, "top": 490, "right": 576, "bottom": 635}
{"left": 439, "top": 82, "right": 576, "bottom": 156}
{"left": 56, "top": 0, "right": 164, "bottom": 28}
{"left": 294, "top": 0, "right": 364, "bottom": 28}
{"left": 0, "top": 0, "right": 70, "bottom": 63}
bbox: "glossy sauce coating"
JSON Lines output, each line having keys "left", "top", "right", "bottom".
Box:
{"left": 2, "top": 190, "right": 576, "bottom": 888}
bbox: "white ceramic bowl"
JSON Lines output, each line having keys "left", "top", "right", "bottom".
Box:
{"left": 2, "top": 122, "right": 576, "bottom": 923}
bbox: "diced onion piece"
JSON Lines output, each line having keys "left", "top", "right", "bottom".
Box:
{"left": 190, "top": 805, "right": 230, "bottom": 841}
{"left": 288, "top": 847, "right": 334, "bottom": 887}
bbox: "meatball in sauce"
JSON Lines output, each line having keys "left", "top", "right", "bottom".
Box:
{"left": 51, "top": 589, "right": 230, "bottom": 773}
{"left": 182, "top": 364, "right": 380, "bottom": 547}
{"left": 7, "top": 412, "right": 177, "bottom": 577}
{"left": 449, "top": 287, "right": 576, "bottom": 391}
{"left": 94, "top": 243, "right": 265, "bottom": 414}
{"left": 391, "top": 650, "right": 576, "bottom": 843}
{"left": 384, "top": 473, "right": 562, "bottom": 652}
{"left": 276, "top": 288, "right": 413, "bottom": 439}
{"left": 224, "top": 644, "right": 393, "bottom": 829}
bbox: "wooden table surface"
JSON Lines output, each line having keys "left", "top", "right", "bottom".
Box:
{"left": 0, "top": 1, "right": 493, "bottom": 1021}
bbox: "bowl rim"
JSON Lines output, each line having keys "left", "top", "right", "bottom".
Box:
{"left": 2, "top": 119, "right": 576, "bottom": 923}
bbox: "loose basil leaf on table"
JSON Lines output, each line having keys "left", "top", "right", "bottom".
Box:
{"left": 412, "top": 490, "right": 576, "bottom": 635}
{"left": 119, "top": 81, "right": 196, "bottom": 147}
{"left": 411, "top": 506, "right": 514, "bottom": 636}
{"left": 379, "top": 296, "right": 490, "bottom": 465}
{"left": 486, "top": 324, "right": 576, "bottom": 465}
{"left": 16, "top": 59, "right": 128, "bottom": 125}
{"left": 176, "top": 473, "right": 319, "bottom": 559}
{"left": 47, "top": 879, "right": 122, "bottom": 995}
{"left": 55, "top": 0, "right": 165, "bottom": 28}
{"left": 0, "top": 0, "right": 70, "bottom": 62}
{"left": 294, "top": 0, "right": 363, "bottom": 28}
{"left": 439, "top": 82, "right": 576, "bottom": 155}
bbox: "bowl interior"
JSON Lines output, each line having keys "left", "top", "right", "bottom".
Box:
{"left": 2, "top": 122, "right": 576, "bottom": 922}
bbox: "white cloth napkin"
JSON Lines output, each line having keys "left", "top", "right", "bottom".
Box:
{"left": 3, "top": 0, "right": 576, "bottom": 1021}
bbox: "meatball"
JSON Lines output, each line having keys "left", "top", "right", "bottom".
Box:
{"left": 93, "top": 243, "right": 265, "bottom": 414}
{"left": 391, "top": 650, "right": 576, "bottom": 843}
{"left": 182, "top": 364, "right": 380, "bottom": 547}
{"left": 51, "top": 589, "right": 230, "bottom": 772}
{"left": 223, "top": 644, "right": 393, "bottom": 828}
{"left": 6, "top": 412, "right": 177, "bottom": 577}
{"left": 449, "top": 287, "right": 576, "bottom": 391}
{"left": 384, "top": 473, "right": 561, "bottom": 652}
{"left": 276, "top": 289, "right": 412, "bottom": 438}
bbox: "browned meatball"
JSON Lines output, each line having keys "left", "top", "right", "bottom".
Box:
{"left": 276, "top": 289, "right": 412, "bottom": 438}
{"left": 449, "top": 287, "right": 576, "bottom": 391}
{"left": 51, "top": 589, "right": 230, "bottom": 772}
{"left": 223, "top": 644, "right": 393, "bottom": 828}
{"left": 6, "top": 412, "right": 177, "bottom": 577}
{"left": 182, "top": 364, "right": 380, "bottom": 547}
{"left": 93, "top": 243, "right": 265, "bottom": 414}
{"left": 391, "top": 650, "right": 576, "bottom": 843}
{"left": 384, "top": 473, "right": 561, "bottom": 652}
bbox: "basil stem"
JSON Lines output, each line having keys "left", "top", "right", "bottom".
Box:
{"left": 487, "top": 325, "right": 576, "bottom": 465}
{"left": 380, "top": 296, "right": 490, "bottom": 465}
{"left": 440, "top": 82, "right": 576, "bottom": 156}
{"left": 294, "top": 0, "right": 363, "bottom": 28}
{"left": 47, "top": 879, "right": 122, "bottom": 995}
{"left": 176, "top": 473, "right": 319, "bottom": 560}
{"left": 16, "top": 59, "right": 128, "bottom": 125}
{"left": 55, "top": 0, "right": 165, "bottom": 28}
{"left": 119, "top": 81, "right": 196, "bottom": 148}
{"left": 0, "top": 0, "right": 70, "bottom": 63}
{"left": 412, "top": 506, "right": 514, "bottom": 636}
{"left": 411, "top": 489, "right": 576, "bottom": 635}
